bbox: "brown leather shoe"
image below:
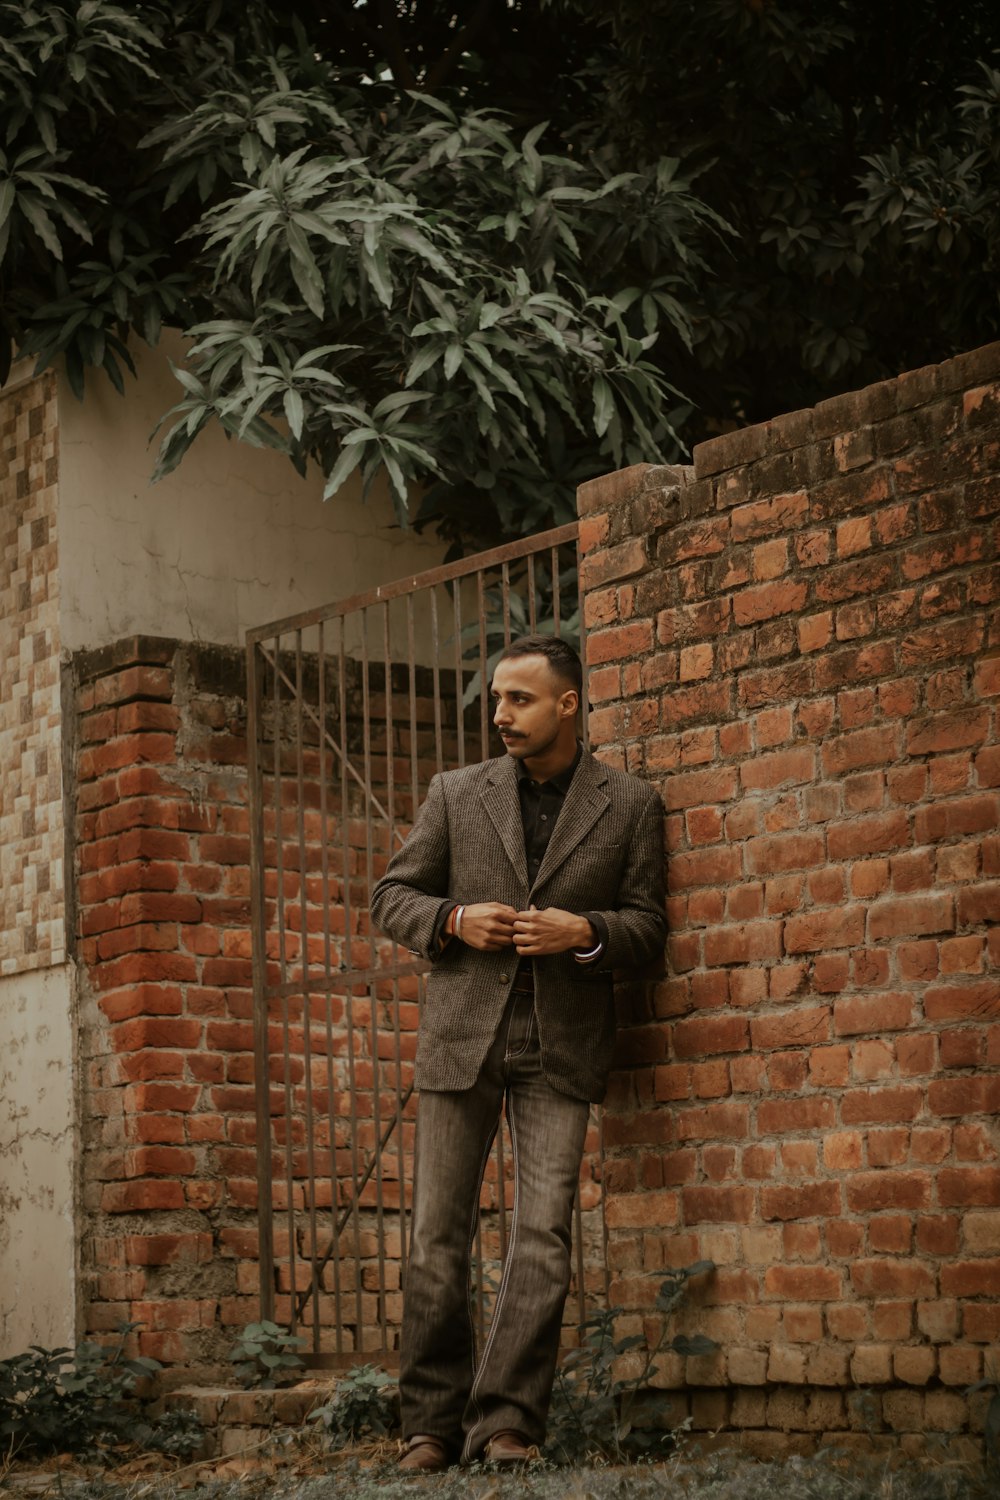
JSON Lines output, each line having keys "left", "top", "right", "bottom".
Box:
{"left": 398, "top": 1434, "right": 451, "bottom": 1472}
{"left": 483, "top": 1429, "right": 540, "bottom": 1465}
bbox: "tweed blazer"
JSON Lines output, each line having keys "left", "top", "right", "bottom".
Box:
{"left": 369, "top": 748, "right": 666, "bottom": 1102}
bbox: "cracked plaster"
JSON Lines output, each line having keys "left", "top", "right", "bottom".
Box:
{"left": 0, "top": 964, "right": 77, "bottom": 1356}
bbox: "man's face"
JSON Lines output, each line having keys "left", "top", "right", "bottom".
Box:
{"left": 490, "top": 654, "right": 577, "bottom": 762}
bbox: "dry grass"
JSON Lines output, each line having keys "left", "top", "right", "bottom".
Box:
{"left": 0, "top": 1435, "right": 993, "bottom": 1500}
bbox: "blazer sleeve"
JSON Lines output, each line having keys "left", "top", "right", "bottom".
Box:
{"left": 589, "top": 789, "right": 667, "bottom": 972}
{"left": 369, "top": 773, "right": 451, "bottom": 961}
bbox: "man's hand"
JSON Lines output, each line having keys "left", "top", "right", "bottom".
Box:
{"left": 513, "top": 906, "right": 594, "bottom": 956}
{"left": 452, "top": 902, "right": 518, "bottom": 951}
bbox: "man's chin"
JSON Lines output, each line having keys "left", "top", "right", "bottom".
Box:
{"left": 501, "top": 738, "right": 530, "bottom": 757}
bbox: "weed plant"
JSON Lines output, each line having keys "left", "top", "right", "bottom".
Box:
{"left": 0, "top": 1323, "right": 202, "bottom": 1459}
{"left": 308, "top": 1364, "right": 398, "bottom": 1447}
{"left": 545, "top": 1261, "right": 717, "bottom": 1463}
{"left": 228, "top": 1322, "right": 307, "bottom": 1389}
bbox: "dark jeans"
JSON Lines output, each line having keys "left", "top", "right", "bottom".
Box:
{"left": 400, "top": 991, "right": 590, "bottom": 1460}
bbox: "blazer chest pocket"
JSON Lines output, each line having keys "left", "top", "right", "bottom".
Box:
{"left": 554, "top": 840, "right": 626, "bottom": 901}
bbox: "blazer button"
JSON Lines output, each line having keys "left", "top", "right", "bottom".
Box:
{"left": 499, "top": 972, "right": 509, "bottom": 983}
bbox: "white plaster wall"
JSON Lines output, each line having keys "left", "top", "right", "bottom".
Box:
{"left": 57, "top": 332, "right": 449, "bottom": 651}
{"left": 0, "top": 963, "right": 77, "bottom": 1356}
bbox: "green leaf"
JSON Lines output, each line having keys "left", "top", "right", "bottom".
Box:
{"left": 592, "top": 374, "right": 614, "bottom": 438}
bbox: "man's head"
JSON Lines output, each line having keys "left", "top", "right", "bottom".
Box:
{"left": 490, "top": 634, "right": 582, "bottom": 773}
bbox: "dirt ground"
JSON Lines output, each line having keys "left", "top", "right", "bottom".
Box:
{"left": 0, "top": 1435, "right": 993, "bottom": 1500}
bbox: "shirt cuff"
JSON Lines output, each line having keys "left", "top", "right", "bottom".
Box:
{"left": 431, "top": 899, "right": 459, "bottom": 954}
{"left": 573, "top": 912, "right": 608, "bottom": 964}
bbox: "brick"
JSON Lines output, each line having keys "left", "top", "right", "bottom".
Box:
{"left": 579, "top": 537, "right": 648, "bottom": 589}
{"left": 760, "top": 1181, "right": 841, "bottom": 1220}
{"left": 841, "top": 1086, "right": 923, "bottom": 1124}
{"left": 746, "top": 832, "right": 825, "bottom": 875}
{"left": 938, "top": 1167, "right": 1000, "bottom": 1207}
{"left": 868, "top": 894, "right": 954, "bottom": 940}
{"left": 833, "top": 993, "right": 912, "bottom": 1035}
{"left": 729, "top": 491, "right": 809, "bottom": 539}
{"left": 733, "top": 580, "right": 808, "bottom": 627}
{"left": 924, "top": 980, "right": 1000, "bottom": 1022}
{"left": 740, "top": 748, "right": 815, "bottom": 791}
{"left": 821, "top": 727, "right": 899, "bottom": 776}
{"left": 907, "top": 708, "right": 990, "bottom": 755}
{"left": 784, "top": 907, "right": 866, "bottom": 953}
{"left": 671, "top": 1014, "right": 749, "bottom": 1059}
{"left": 929, "top": 1080, "right": 1000, "bottom": 1116}
{"left": 750, "top": 1007, "right": 830, "bottom": 1050}
{"left": 102, "top": 1180, "right": 186, "bottom": 1212}
{"left": 586, "top": 620, "right": 654, "bottom": 665}
{"left": 851, "top": 1259, "right": 936, "bottom": 1298}
{"left": 763, "top": 1265, "right": 841, "bottom": 1300}
{"left": 704, "top": 922, "right": 782, "bottom": 966}
{"left": 827, "top": 812, "right": 910, "bottom": 860}
{"left": 845, "top": 1172, "right": 931, "bottom": 1212}
{"left": 941, "top": 1260, "right": 1000, "bottom": 1296}
{"left": 682, "top": 1186, "right": 755, "bottom": 1223}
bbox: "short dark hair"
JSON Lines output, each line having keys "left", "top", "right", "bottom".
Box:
{"left": 496, "top": 634, "right": 583, "bottom": 696}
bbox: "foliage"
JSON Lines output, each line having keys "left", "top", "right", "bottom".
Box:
{"left": 228, "top": 1321, "right": 306, "bottom": 1388}
{"left": 2, "top": 3, "right": 1000, "bottom": 555}
{"left": 0, "top": 1323, "right": 202, "bottom": 1458}
{"left": 968, "top": 1365, "right": 1000, "bottom": 1474}
{"left": 545, "top": 1261, "right": 716, "bottom": 1463}
{"left": 308, "top": 1363, "right": 397, "bottom": 1448}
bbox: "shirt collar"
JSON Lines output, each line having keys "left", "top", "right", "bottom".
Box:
{"left": 516, "top": 741, "right": 582, "bottom": 794}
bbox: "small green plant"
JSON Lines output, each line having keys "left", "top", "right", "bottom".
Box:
{"left": 228, "top": 1321, "right": 307, "bottom": 1388}
{"left": 308, "top": 1364, "right": 398, "bottom": 1448}
{"left": 0, "top": 1323, "right": 202, "bottom": 1458}
{"left": 546, "top": 1260, "right": 717, "bottom": 1463}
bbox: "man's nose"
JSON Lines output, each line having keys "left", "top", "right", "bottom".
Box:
{"left": 494, "top": 700, "right": 510, "bottom": 725}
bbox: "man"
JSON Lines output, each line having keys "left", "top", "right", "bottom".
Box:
{"left": 369, "top": 634, "right": 666, "bottom": 1470}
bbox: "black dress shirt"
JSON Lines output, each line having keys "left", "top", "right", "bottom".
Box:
{"left": 433, "top": 745, "right": 608, "bottom": 961}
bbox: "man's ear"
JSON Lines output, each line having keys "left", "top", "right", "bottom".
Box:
{"left": 558, "top": 689, "right": 579, "bottom": 719}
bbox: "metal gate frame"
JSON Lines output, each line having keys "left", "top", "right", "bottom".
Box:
{"left": 246, "top": 521, "right": 606, "bottom": 1365}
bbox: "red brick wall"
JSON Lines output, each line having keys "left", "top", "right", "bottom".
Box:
{"left": 72, "top": 638, "right": 603, "bottom": 1372}
{"left": 576, "top": 341, "right": 1000, "bottom": 1450}
{"left": 74, "top": 638, "right": 258, "bottom": 1367}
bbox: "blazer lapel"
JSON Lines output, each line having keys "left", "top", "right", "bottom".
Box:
{"left": 529, "top": 750, "right": 610, "bottom": 897}
{"left": 480, "top": 754, "right": 529, "bottom": 889}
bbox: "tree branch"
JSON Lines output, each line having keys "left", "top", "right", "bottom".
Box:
{"left": 376, "top": 0, "right": 418, "bottom": 90}
{"left": 423, "top": 0, "right": 495, "bottom": 91}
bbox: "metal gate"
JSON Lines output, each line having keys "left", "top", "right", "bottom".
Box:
{"left": 246, "top": 522, "right": 607, "bottom": 1367}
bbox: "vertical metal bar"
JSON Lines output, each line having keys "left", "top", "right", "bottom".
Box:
{"left": 403, "top": 595, "right": 419, "bottom": 1298}
{"left": 338, "top": 616, "right": 365, "bottom": 1346}
{"left": 317, "top": 622, "right": 344, "bottom": 1354}
{"left": 574, "top": 1184, "right": 586, "bottom": 1327}
{"left": 406, "top": 595, "right": 419, "bottom": 822}
{"left": 599, "top": 1108, "right": 610, "bottom": 1304}
{"left": 360, "top": 610, "right": 388, "bottom": 1350}
{"left": 248, "top": 638, "right": 276, "bottom": 1323}
{"left": 577, "top": 537, "right": 589, "bottom": 752}
{"left": 385, "top": 603, "right": 408, "bottom": 1312}
{"left": 551, "top": 545, "right": 561, "bottom": 636}
{"left": 501, "top": 561, "right": 512, "bottom": 647}
{"left": 429, "top": 587, "right": 444, "bottom": 774}
{"left": 294, "top": 631, "right": 321, "bottom": 1348}
{"left": 527, "top": 551, "right": 537, "bottom": 631}
{"left": 272, "top": 634, "right": 298, "bottom": 1328}
{"left": 452, "top": 582, "right": 465, "bottom": 769}
{"left": 477, "top": 571, "right": 489, "bottom": 757}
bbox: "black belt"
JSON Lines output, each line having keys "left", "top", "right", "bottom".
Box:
{"left": 510, "top": 964, "right": 534, "bottom": 994}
